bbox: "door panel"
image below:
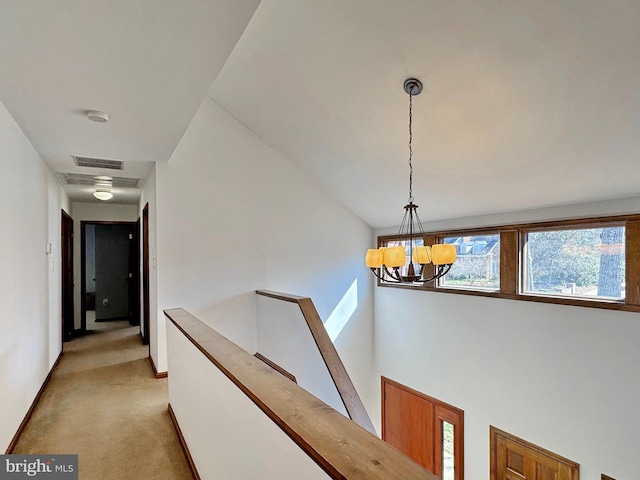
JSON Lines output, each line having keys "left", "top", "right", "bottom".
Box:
{"left": 95, "top": 224, "right": 132, "bottom": 320}
{"left": 382, "top": 377, "right": 464, "bottom": 479}
{"left": 61, "top": 210, "right": 74, "bottom": 341}
{"left": 491, "top": 426, "right": 578, "bottom": 480}
{"left": 383, "top": 382, "right": 435, "bottom": 471}
{"left": 128, "top": 219, "right": 140, "bottom": 325}
{"left": 504, "top": 447, "right": 525, "bottom": 479}
{"left": 142, "top": 203, "right": 150, "bottom": 345}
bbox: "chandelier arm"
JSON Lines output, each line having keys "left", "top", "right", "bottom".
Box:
{"left": 412, "top": 205, "right": 426, "bottom": 237}
{"left": 407, "top": 204, "right": 415, "bottom": 267}
{"left": 382, "top": 265, "right": 402, "bottom": 282}
{"left": 396, "top": 206, "right": 410, "bottom": 238}
{"left": 433, "top": 263, "right": 453, "bottom": 279}
{"left": 370, "top": 267, "right": 399, "bottom": 283}
{"left": 412, "top": 263, "right": 454, "bottom": 283}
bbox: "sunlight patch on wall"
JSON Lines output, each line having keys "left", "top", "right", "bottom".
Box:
{"left": 324, "top": 279, "right": 358, "bottom": 342}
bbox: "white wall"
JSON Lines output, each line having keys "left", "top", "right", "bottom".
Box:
{"left": 155, "top": 96, "right": 375, "bottom": 415}
{"left": 167, "top": 321, "right": 331, "bottom": 480}
{"left": 0, "top": 99, "right": 69, "bottom": 451}
{"left": 70, "top": 202, "right": 138, "bottom": 329}
{"left": 373, "top": 200, "right": 640, "bottom": 480}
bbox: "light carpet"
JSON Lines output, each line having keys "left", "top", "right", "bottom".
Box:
{"left": 12, "top": 325, "right": 193, "bottom": 479}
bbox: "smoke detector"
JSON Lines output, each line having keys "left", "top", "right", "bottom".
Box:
{"left": 85, "top": 110, "right": 109, "bottom": 123}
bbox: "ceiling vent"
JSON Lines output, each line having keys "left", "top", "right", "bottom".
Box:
{"left": 73, "top": 156, "right": 124, "bottom": 170}
{"left": 57, "top": 173, "right": 142, "bottom": 189}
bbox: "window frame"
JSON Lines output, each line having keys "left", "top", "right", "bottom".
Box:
{"left": 520, "top": 221, "right": 626, "bottom": 302}
{"left": 376, "top": 213, "right": 640, "bottom": 313}
{"left": 436, "top": 231, "right": 502, "bottom": 293}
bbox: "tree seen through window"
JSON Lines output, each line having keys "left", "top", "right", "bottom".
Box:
{"left": 525, "top": 226, "right": 625, "bottom": 299}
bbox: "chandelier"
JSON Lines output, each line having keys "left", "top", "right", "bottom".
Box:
{"left": 366, "top": 78, "right": 456, "bottom": 284}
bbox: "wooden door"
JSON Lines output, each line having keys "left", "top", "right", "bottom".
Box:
{"left": 61, "top": 210, "right": 74, "bottom": 342}
{"left": 382, "top": 377, "right": 464, "bottom": 479}
{"left": 383, "top": 380, "right": 435, "bottom": 470}
{"left": 95, "top": 224, "right": 132, "bottom": 320}
{"left": 142, "top": 203, "right": 150, "bottom": 346}
{"left": 129, "top": 218, "right": 140, "bottom": 326}
{"left": 490, "top": 427, "right": 579, "bottom": 480}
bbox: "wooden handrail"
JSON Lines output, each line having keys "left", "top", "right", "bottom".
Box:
{"left": 165, "top": 308, "right": 437, "bottom": 480}
{"left": 256, "top": 290, "right": 376, "bottom": 434}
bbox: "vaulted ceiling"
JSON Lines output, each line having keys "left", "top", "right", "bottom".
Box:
{"left": 2, "top": 0, "right": 640, "bottom": 226}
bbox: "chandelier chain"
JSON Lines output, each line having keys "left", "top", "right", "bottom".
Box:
{"left": 408, "top": 92, "right": 413, "bottom": 203}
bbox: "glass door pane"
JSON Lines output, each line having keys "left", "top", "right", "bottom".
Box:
{"left": 442, "top": 420, "right": 455, "bottom": 480}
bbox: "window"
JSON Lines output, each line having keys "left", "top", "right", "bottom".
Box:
{"left": 441, "top": 420, "right": 455, "bottom": 480}
{"left": 439, "top": 234, "right": 500, "bottom": 291}
{"left": 376, "top": 215, "right": 640, "bottom": 312}
{"left": 380, "top": 237, "right": 425, "bottom": 285}
{"left": 523, "top": 225, "right": 625, "bottom": 300}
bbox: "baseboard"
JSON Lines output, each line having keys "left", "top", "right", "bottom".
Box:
{"left": 148, "top": 355, "right": 168, "bottom": 379}
{"left": 168, "top": 403, "right": 201, "bottom": 480}
{"left": 5, "top": 351, "right": 63, "bottom": 453}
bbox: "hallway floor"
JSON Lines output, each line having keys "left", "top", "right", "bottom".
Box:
{"left": 12, "top": 325, "right": 193, "bottom": 479}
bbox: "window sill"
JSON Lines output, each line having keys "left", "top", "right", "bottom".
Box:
{"left": 520, "top": 291, "right": 624, "bottom": 304}
{"left": 377, "top": 280, "right": 640, "bottom": 312}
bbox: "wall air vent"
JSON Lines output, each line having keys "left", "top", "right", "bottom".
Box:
{"left": 57, "top": 173, "right": 142, "bottom": 189}
{"left": 73, "top": 156, "right": 124, "bottom": 170}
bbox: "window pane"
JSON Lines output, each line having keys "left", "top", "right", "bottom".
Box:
{"left": 524, "top": 226, "right": 625, "bottom": 300}
{"left": 442, "top": 420, "right": 454, "bottom": 480}
{"left": 439, "top": 234, "right": 500, "bottom": 290}
{"left": 381, "top": 238, "right": 424, "bottom": 284}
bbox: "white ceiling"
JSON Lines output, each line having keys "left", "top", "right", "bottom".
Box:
{"left": 211, "top": 0, "right": 640, "bottom": 227}
{"left": 2, "top": 0, "right": 640, "bottom": 223}
{"left": 0, "top": 0, "right": 261, "bottom": 204}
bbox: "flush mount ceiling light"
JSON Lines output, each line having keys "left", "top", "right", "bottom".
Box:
{"left": 365, "top": 79, "right": 457, "bottom": 284}
{"left": 93, "top": 176, "right": 113, "bottom": 200}
{"left": 93, "top": 190, "right": 113, "bottom": 201}
{"left": 85, "top": 110, "right": 109, "bottom": 123}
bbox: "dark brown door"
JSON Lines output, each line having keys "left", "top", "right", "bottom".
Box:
{"left": 142, "top": 203, "right": 150, "bottom": 346}
{"left": 80, "top": 221, "right": 136, "bottom": 330}
{"left": 94, "top": 224, "right": 133, "bottom": 320}
{"left": 61, "top": 210, "right": 74, "bottom": 342}
{"left": 490, "top": 427, "right": 579, "bottom": 480}
{"left": 129, "top": 218, "right": 140, "bottom": 326}
{"left": 382, "top": 377, "right": 464, "bottom": 480}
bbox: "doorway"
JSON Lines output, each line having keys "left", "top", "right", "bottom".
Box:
{"left": 81, "top": 221, "right": 138, "bottom": 333}
{"left": 382, "top": 377, "right": 464, "bottom": 480}
{"left": 61, "top": 210, "right": 74, "bottom": 342}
